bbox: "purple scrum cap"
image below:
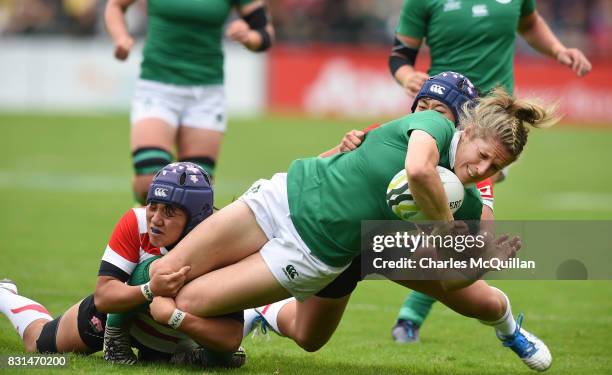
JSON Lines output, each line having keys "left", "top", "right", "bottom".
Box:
{"left": 411, "top": 71, "right": 479, "bottom": 124}
{"left": 147, "top": 162, "right": 213, "bottom": 235}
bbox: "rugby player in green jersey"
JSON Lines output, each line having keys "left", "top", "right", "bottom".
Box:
{"left": 241, "top": 72, "right": 553, "bottom": 371}
{"left": 390, "top": 0, "right": 591, "bottom": 97}
{"left": 388, "top": 0, "right": 591, "bottom": 342}
{"left": 105, "top": 0, "right": 274, "bottom": 204}
{"left": 147, "top": 78, "right": 558, "bottom": 371}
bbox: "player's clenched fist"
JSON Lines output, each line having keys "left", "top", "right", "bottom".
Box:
{"left": 114, "top": 35, "right": 134, "bottom": 61}
{"left": 149, "top": 265, "right": 191, "bottom": 297}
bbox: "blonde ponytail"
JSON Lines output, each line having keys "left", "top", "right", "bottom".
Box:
{"left": 459, "top": 87, "right": 559, "bottom": 159}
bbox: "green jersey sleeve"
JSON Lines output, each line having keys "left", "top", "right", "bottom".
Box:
{"left": 405, "top": 111, "right": 454, "bottom": 155}
{"left": 396, "top": 0, "right": 429, "bottom": 39}
{"left": 520, "top": 0, "right": 536, "bottom": 17}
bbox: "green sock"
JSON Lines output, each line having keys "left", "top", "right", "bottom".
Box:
{"left": 107, "top": 256, "right": 162, "bottom": 328}
{"left": 397, "top": 291, "right": 436, "bottom": 327}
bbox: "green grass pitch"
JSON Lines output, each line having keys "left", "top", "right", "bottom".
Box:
{"left": 1, "top": 112, "right": 611, "bottom": 374}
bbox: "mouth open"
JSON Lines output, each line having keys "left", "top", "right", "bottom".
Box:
{"left": 467, "top": 165, "right": 475, "bottom": 178}
{"left": 150, "top": 227, "right": 162, "bottom": 235}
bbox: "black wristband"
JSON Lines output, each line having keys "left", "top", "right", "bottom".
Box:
{"left": 254, "top": 28, "right": 272, "bottom": 52}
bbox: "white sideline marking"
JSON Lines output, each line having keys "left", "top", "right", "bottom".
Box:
{"left": 0, "top": 171, "right": 249, "bottom": 194}
{"left": 542, "top": 192, "right": 612, "bottom": 212}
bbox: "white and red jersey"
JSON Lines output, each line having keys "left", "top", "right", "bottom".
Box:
{"left": 98, "top": 208, "right": 168, "bottom": 281}
{"left": 476, "top": 178, "right": 494, "bottom": 211}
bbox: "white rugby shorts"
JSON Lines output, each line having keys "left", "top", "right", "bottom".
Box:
{"left": 131, "top": 79, "right": 227, "bottom": 132}
{"left": 239, "top": 173, "right": 349, "bottom": 301}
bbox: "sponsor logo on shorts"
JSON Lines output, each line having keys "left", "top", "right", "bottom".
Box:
{"left": 89, "top": 316, "right": 103, "bottom": 333}
{"left": 154, "top": 188, "right": 169, "bottom": 198}
{"left": 283, "top": 264, "right": 299, "bottom": 280}
{"left": 247, "top": 183, "right": 261, "bottom": 195}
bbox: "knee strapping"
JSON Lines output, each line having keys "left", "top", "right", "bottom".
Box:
{"left": 132, "top": 147, "right": 173, "bottom": 176}
{"left": 179, "top": 156, "right": 216, "bottom": 178}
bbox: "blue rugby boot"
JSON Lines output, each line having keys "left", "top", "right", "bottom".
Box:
{"left": 498, "top": 314, "right": 552, "bottom": 371}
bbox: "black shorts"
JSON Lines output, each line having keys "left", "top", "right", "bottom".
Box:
{"left": 76, "top": 294, "right": 107, "bottom": 351}
{"left": 316, "top": 256, "right": 363, "bottom": 299}
{"left": 36, "top": 294, "right": 106, "bottom": 353}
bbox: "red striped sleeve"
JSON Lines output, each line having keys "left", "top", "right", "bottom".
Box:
{"left": 476, "top": 178, "right": 494, "bottom": 200}
{"left": 106, "top": 209, "right": 141, "bottom": 264}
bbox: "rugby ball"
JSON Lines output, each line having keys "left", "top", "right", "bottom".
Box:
{"left": 386, "top": 166, "right": 464, "bottom": 220}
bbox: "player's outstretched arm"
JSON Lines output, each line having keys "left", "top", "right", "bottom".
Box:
{"left": 518, "top": 11, "right": 592, "bottom": 77}
{"left": 104, "top": 0, "right": 138, "bottom": 61}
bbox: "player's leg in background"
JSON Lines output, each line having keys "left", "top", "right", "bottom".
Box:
{"left": 177, "top": 128, "right": 223, "bottom": 182}
{"left": 177, "top": 84, "right": 227, "bottom": 181}
{"left": 129, "top": 79, "right": 184, "bottom": 205}
{"left": 131, "top": 119, "right": 176, "bottom": 205}
{"left": 392, "top": 291, "right": 436, "bottom": 343}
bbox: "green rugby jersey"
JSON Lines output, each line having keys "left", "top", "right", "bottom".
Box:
{"left": 141, "top": 0, "right": 254, "bottom": 86}
{"left": 287, "top": 111, "right": 482, "bottom": 267}
{"left": 397, "top": 0, "right": 536, "bottom": 94}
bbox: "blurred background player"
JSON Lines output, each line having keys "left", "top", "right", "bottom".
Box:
{"left": 104, "top": 0, "right": 275, "bottom": 204}
{"left": 387, "top": 0, "right": 592, "bottom": 343}
{"left": 0, "top": 163, "right": 244, "bottom": 368}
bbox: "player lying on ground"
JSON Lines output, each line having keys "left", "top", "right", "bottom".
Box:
{"left": 145, "top": 80, "right": 558, "bottom": 371}
{"left": 242, "top": 72, "right": 552, "bottom": 371}
{"left": 0, "top": 162, "right": 244, "bottom": 368}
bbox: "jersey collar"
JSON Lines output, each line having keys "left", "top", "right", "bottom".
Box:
{"left": 449, "top": 130, "right": 462, "bottom": 170}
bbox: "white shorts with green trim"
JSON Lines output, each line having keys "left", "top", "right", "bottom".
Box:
{"left": 131, "top": 79, "right": 227, "bottom": 132}
{"left": 239, "top": 173, "right": 348, "bottom": 301}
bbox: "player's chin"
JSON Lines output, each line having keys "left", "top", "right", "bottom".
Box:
{"left": 148, "top": 232, "right": 167, "bottom": 248}
{"left": 454, "top": 170, "right": 470, "bottom": 186}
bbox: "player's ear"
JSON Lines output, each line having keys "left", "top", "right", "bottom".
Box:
{"left": 463, "top": 125, "right": 474, "bottom": 138}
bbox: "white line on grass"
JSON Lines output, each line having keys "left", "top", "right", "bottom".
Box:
{"left": 542, "top": 192, "right": 612, "bottom": 212}
{"left": 0, "top": 171, "right": 250, "bottom": 194}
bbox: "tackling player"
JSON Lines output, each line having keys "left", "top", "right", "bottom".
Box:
{"left": 0, "top": 162, "right": 244, "bottom": 368}
{"left": 146, "top": 78, "right": 558, "bottom": 372}
{"left": 242, "top": 72, "right": 550, "bottom": 372}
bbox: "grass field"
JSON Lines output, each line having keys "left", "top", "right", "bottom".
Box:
{"left": 1, "top": 113, "right": 611, "bottom": 374}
